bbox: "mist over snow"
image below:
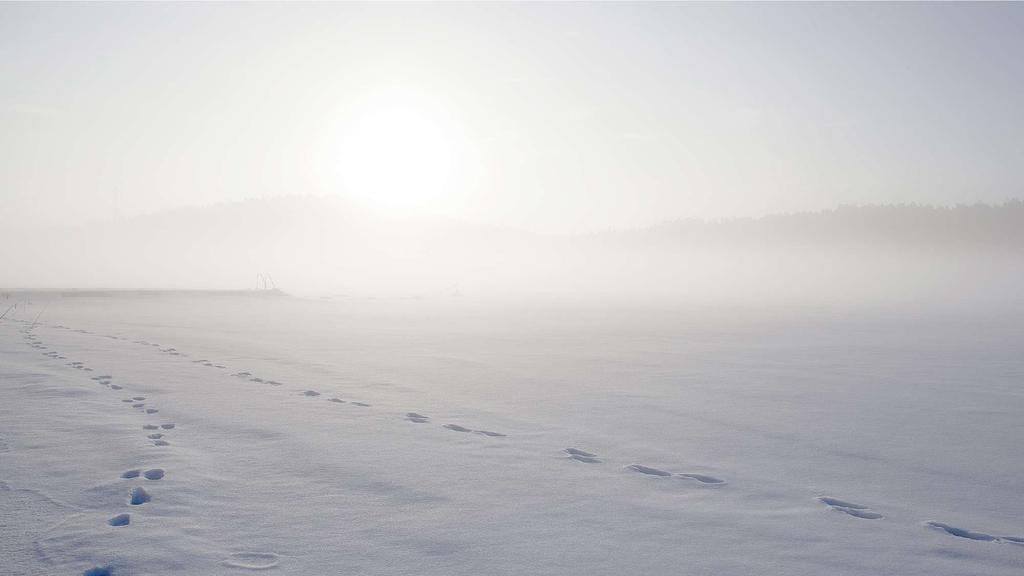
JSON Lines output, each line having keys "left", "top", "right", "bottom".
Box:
{"left": 4, "top": 196, "right": 1023, "bottom": 308}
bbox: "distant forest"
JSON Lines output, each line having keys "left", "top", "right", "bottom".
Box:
{"left": 3, "top": 197, "right": 1022, "bottom": 297}
{"left": 606, "top": 200, "right": 1024, "bottom": 251}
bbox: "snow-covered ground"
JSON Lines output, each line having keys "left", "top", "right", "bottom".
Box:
{"left": 2, "top": 294, "right": 1023, "bottom": 575}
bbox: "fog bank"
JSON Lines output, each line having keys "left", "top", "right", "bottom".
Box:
{"left": 2, "top": 197, "right": 1022, "bottom": 308}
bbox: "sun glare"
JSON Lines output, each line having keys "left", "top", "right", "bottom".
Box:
{"left": 336, "top": 94, "right": 458, "bottom": 209}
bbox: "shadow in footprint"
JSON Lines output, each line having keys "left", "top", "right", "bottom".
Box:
{"left": 819, "top": 497, "right": 883, "bottom": 520}
{"left": 222, "top": 552, "right": 280, "bottom": 570}
{"left": 677, "top": 473, "right": 726, "bottom": 485}
{"left": 565, "top": 448, "right": 601, "bottom": 463}
{"left": 444, "top": 424, "right": 472, "bottom": 433}
{"left": 108, "top": 513, "right": 130, "bottom": 527}
{"left": 129, "top": 487, "right": 150, "bottom": 505}
{"left": 626, "top": 464, "right": 671, "bottom": 477}
{"left": 926, "top": 521, "right": 997, "bottom": 541}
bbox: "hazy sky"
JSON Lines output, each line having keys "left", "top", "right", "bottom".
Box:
{"left": 3, "top": 2, "right": 1023, "bottom": 233}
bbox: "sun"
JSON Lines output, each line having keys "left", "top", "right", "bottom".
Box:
{"left": 335, "top": 93, "right": 458, "bottom": 210}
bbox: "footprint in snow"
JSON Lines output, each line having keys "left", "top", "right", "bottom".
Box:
{"left": 405, "top": 412, "right": 430, "bottom": 423}
{"left": 925, "top": 521, "right": 1024, "bottom": 544}
{"left": 108, "top": 513, "right": 130, "bottom": 527}
{"left": 129, "top": 486, "right": 150, "bottom": 505}
{"left": 626, "top": 464, "right": 672, "bottom": 477}
{"left": 439, "top": 424, "right": 506, "bottom": 436}
{"left": 222, "top": 551, "right": 280, "bottom": 570}
{"left": 677, "top": 473, "right": 726, "bottom": 485}
{"left": 819, "top": 497, "right": 882, "bottom": 520}
{"left": 122, "top": 469, "right": 163, "bottom": 480}
{"left": 626, "top": 464, "right": 725, "bottom": 484}
{"left": 564, "top": 448, "right": 601, "bottom": 463}
{"left": 301, "top": 390, "right": 320, "bottom": 397}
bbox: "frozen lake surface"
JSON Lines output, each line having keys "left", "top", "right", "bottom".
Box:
{"left": 2, "top": 294, "right": 1023, "bottom": 575}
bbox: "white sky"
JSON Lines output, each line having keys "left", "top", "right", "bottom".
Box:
{"left": 2, "top": 2, "right": 1023, "bottom": 233}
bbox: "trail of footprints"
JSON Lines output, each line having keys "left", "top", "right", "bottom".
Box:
{"left": 16, "top": 320, "right": 1024, "bottom": 564}
{"left": 29, "top": 324, "right": 330, "bottom": 573}
{"left": 91, "top": 371, "right": 175, "bottom": 532}
{"left": 105, "top": 469, "right": 164, "bottom": 526}
{"left": 13, "top": 324, "right": 187, "bottom": 574}
{"left": 622, "top": 463, "right": 726, "bottom": 485}
{"left": 397, "top": 411, "right": 505, "bottom": 436}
